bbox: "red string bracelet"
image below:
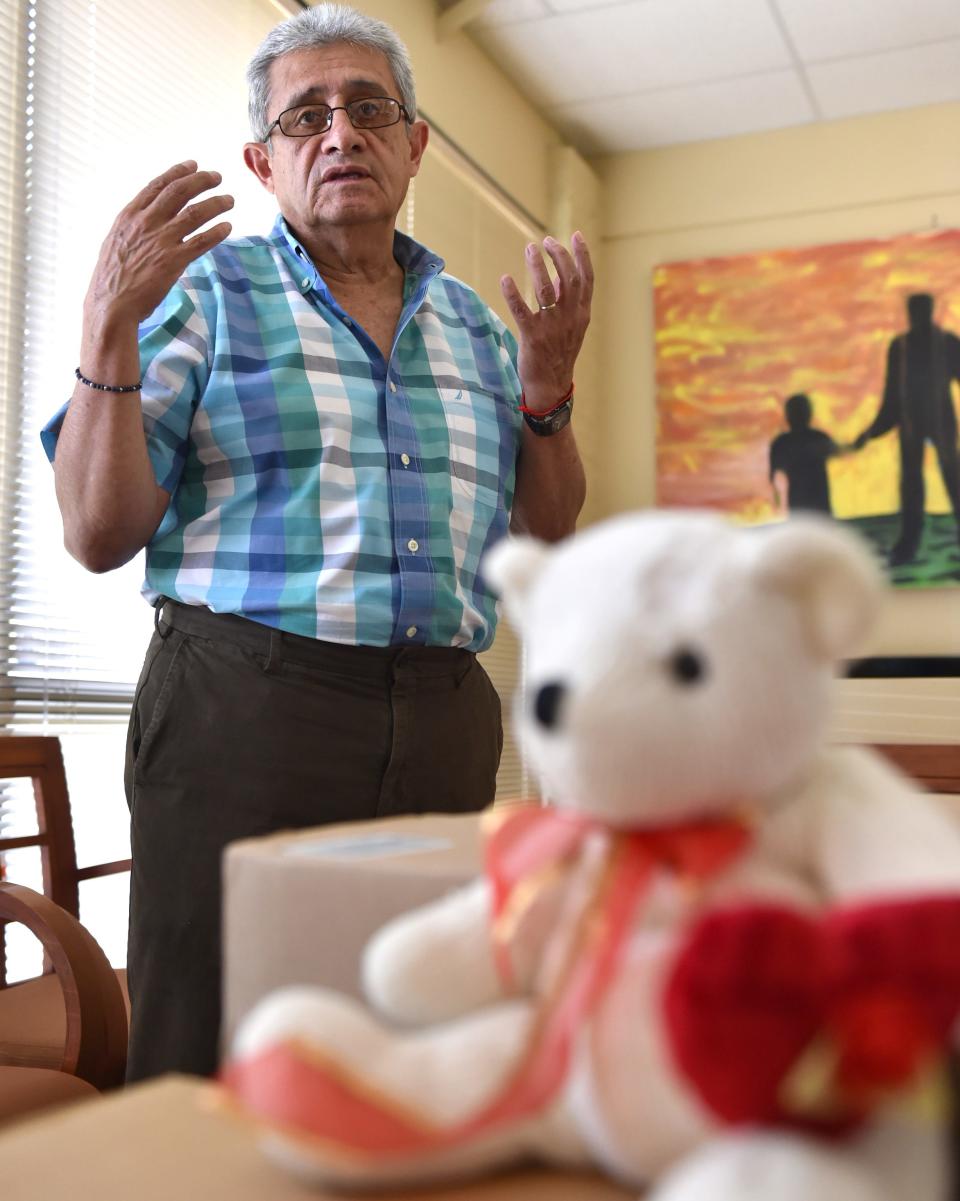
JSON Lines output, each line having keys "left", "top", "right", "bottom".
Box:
{"left": 518, "top": 382, "right": 574, "bottom": 417}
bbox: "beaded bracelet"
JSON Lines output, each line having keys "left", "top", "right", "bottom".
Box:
{"left": 75, "top": 367, "right": 142, "bottom": 394}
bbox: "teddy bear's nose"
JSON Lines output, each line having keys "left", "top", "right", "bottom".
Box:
{"left": 533, "top": 681, "right": 566, "bottom": 729}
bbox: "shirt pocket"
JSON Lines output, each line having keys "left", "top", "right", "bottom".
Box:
{"left": 439, "top": 384, "right": 511, "bottom": 513}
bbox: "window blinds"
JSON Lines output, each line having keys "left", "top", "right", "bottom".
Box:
{"left": 1, "top": 0, "right": 289, "bottom": 731}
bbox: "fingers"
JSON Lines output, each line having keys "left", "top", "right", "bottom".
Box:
{"left": 525, "top": 241, "right": 558, "bottom": 310}
{"left": 149, "top": 168, "right": 228, "bottom": 220}
{"left": 125, "top": 162, "right": 226, "bottom": 224}
{"left": 520, "top": 234, "right": 594, "bottom": 315}
{"left": 542, "top": 237, "right": 579, "bottom": 306}
{"left": 500, "top": 273, "right": 534, "bottom": 324}
{"left": 171, "top": 192, "right": 235, "bottom": 240}
{"left": 182, "top": 221, "right": 234, "bottom": 257}
{"left": 571, "top": 231, "right": 594, "bottom": 309}
{"left": 133, "top": 160, "right": 199, "bottom": 208}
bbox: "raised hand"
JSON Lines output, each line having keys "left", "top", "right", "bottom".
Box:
{"left": 499, "top": 232, "right": 593, "bottom": 413}
{"left": 84, "top": 160, "right": 234, "bottom": 326}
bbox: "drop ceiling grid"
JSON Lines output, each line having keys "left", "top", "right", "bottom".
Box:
{"left": 454, "top": 0, "right": 960, "bottom": 151}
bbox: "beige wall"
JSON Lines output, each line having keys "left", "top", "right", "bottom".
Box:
{"left": 594, "top": 101, "right": 960, "bottom": 666}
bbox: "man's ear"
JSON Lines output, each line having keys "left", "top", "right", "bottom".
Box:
{"left": 243, "top": 142, "right": 276, "bottom": 194}
{"left": 407, "top": 119, "right": 429, "bottom": 179}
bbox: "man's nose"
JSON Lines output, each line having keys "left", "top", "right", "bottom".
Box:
{"left": 321, "top": 108, "right": 365, "bottom": 150}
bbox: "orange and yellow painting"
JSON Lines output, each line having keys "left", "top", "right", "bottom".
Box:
{"left": 655, "top": 229, "right": 960, "bottom": 586}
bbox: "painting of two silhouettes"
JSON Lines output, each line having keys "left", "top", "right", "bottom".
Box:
{"left": 655, "top": 228, "right": 960, "bottom": 587}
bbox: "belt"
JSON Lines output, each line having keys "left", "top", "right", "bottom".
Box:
{"left": 153, "top": 598, "right": 476, "bottom": 679}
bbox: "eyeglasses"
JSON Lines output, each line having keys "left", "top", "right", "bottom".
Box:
{"left": 265, "top": 96, "right": 410, "bottom": 140}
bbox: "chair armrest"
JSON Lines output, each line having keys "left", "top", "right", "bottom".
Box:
{"left": 0, "top": 883, "right": 127, "bottom": 1089}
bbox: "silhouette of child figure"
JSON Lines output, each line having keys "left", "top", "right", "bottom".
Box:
{"left": 769, "top": 393, "right": 843, "bottom": 516}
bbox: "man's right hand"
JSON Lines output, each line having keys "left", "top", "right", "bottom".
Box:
{"left": 84, "top": 160, "right": 234, "bottom": 327}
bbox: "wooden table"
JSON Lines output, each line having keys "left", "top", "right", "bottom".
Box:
{"left": 4, "top": 1075, "right": 635, "bottom": 1201}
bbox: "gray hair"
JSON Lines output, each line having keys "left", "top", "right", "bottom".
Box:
{"left": 246, "top": 3, "right": 418, "bottom": 142}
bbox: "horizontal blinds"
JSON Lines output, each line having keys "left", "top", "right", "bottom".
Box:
{"left": 831, "top": 676, "right": 960, "bottom": 744}
{"left": 4, "top": 0, "right": 282, "bottom": 730}
{"left": 0, "top": 7, "right": 26, "bottom": 711}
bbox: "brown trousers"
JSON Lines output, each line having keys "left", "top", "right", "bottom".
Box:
{"left": 123, "top": 599, "right": 502, "bottom": 1082}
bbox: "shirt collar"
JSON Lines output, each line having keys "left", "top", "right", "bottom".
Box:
{"left": 271, "top": 215, "right": 445, "bottom": 288}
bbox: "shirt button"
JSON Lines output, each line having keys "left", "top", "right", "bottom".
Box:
{"left": 407, "top": 538, "right": 419, "bottom": 553}
{"left": 301, "top": 277, "right": 310, "bottom": 288}
{"left": 342, "top": 316, "right": 352, "bottom": 326}
{"left": 405, "top": 626, "right": 417, "bottom": 638}
{"left": 400, "top": 453, "right": 410, "bottom": 466}
{"left": 389, "top": 380, "right": 397, "bottom": 393}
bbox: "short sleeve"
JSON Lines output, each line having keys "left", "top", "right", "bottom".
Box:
{"left": 137, "top": 281, "right": 211, "bottom": 494}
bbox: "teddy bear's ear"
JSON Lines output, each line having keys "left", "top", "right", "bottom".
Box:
{"left": 483, "top": 536, "right": 550, "bottom": 619}
{"left": 746, "top": 518, "right": 884, "bottom": 661}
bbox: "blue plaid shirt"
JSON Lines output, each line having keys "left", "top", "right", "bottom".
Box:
{"left": 43, "top": 218, "right": 523, "bottom": 651}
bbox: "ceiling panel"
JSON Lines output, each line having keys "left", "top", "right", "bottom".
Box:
{"left": 553, "top": 69, "right": 814, "bottom": 153}
{"left": 776, "top": 0, "right": 960, "bottom": 61}
{"left": 809, "top": 38, "right": 960, "bottom": 120}
{"left": 471, "top": 0, "right": 793, "bottom": 106}
{"left": 545, "top": 0, "right": 653, "bottom": 11}
{"left": 475, "top": 0, "right": 551, "bottom": 26}
{"left": 447, "top": 0, "right": 960, "bottom": 154}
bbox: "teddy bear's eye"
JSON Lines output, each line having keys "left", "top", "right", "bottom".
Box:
{"left": 669, "top": 646, "right": 706, "bottom": 685}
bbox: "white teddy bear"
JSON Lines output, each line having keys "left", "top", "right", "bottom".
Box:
{"left": 223, "top": 510, "right": 960, "bottom": 1201}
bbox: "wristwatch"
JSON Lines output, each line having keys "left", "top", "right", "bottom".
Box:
{"left": 522, "top": 395, "right": 574, "bottom": 437}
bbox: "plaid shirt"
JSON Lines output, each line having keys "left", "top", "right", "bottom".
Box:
{"left": 43, "top": 218, "right": 523, "bottom": 651}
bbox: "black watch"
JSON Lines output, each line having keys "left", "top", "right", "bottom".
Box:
{"left": 522, "top": 397, "right": 574, "bottom": 437}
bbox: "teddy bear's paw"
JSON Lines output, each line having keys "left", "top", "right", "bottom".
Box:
{"left": 646, "top": 1133, "right": 888, "bottom": 1201}
{"left": 363, "top": 879, "right": 501, "bottom": 1024}
{"left": 223, "top": 990, "right": 544, "bottom": 1187}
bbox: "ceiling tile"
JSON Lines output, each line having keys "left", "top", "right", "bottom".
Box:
{"left": 775, "top": 0, "right": 960, "bottom": 61}
{"left": 473, "top": 0, "right": 552, "bottom": 26}
{"left": 471, "top": 0, "right": 793, "bottom": 106}
{"left": 553, "top": 69, "right": 814, "bottom": 153}
{"left": 543, "top": 0, "right": 651, "bottom": 11}
{"left": 809, "top": 39, "right": 960, "bottom": 120}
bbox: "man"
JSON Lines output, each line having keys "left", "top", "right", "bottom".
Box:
{"left": 853, "top": 293, "right": 960, "bottom": 566}
{"left": 42, "top": 4, "right": 590, "bottom": 1081}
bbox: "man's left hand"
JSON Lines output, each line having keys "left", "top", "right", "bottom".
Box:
{"left": 500, "top": 232, "right": 593, "bottom": 413}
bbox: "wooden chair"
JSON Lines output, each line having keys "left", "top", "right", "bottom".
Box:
{"left": 870, "top": 743, "right": 960, "bottom": 795}
{"left": 0, "top": 883, "right": 127, "bottom": 1091}
{"left": 0, "top": 735, "right": 130, "bottom": 1089}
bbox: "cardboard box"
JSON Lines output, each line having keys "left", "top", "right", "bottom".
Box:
{"left": 2, "top": 1075, "right": 635, "bottom": 1201}
{"left": 222, "top": 812, "right": 485, "bottom": 1048}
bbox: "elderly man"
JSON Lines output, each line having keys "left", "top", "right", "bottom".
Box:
{"left": 42, "top": 4, "right": 589, "bottom": 1080}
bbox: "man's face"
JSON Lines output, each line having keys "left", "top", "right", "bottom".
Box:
{"left": 245, "top": 44, "right": 428, "bottom": 239}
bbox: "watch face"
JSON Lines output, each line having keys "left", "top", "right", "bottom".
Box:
{"left": 524, "top": 399, "right": 573, "bottom": 436}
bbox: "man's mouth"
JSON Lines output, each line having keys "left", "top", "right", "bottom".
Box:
{"left": 321, "top": 167, "right": 371, "bottom": 184}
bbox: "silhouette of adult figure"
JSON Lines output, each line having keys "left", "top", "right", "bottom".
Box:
{"left": 853, "top": 293, "right": 960, "bottom": 566}
{"left": 769, "top": 393, "right": 841, "bottom": 515}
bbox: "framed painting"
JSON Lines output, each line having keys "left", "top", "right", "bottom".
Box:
{"left": 654, "top": 229, "right": 960, "bottom": 587}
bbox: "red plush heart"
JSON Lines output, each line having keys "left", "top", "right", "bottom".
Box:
{"left": 663, "top": 895, "right": 960, "bottom": 1130}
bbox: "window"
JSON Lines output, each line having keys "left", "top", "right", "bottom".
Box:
{"left": 0, "top": 0, "right": 294, "bottom": 971}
